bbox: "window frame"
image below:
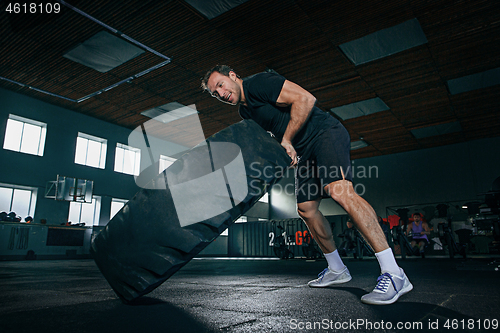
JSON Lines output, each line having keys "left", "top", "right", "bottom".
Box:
{"left": 75, "top": 132, "right": 107, "bottom": 169}
{"left": 3, "top": 114, "right": 47, "bottom": 156}
{"left": 110, "top": 198, "right": 128, "bottom": 220}
{"left": 68, "top": 195, "right": 101, "bottom": 226}
{"left": 114, "top": 143, "right": 141, "bottom": 176}
{"left": 0, "top": 183, "right": 38, "bottom": 219}
{"left": 159, "top": 155, "right": 177, "bottom": 173}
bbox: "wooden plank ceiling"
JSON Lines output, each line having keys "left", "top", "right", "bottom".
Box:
{"left": 0, "top": 0, "right": 499, "bottom": 159}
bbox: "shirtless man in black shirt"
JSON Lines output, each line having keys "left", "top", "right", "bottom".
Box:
{"left": 201, "top": 65, "right": 412, "bottom": 305}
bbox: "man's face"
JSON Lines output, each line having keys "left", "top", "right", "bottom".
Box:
{"left": 206, "top": 71, "right": 241, "bottom": 105}
{"left": 414, "top": 214, "right": 421, "bottom": 222}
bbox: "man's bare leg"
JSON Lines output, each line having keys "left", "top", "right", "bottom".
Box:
{"left": 324, "top": 179, "right": 413, "bottom": 304}
{"left": 297, "top": 199, "right": 336, "bottom": 254}
{"left": 324, "top": 179, "right": 388, "bottom": 253}
{"left": 298, "top": 199, "right": 352, "bottom": 287}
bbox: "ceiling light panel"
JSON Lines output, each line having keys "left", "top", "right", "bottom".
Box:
{"left": 447, "top": 67, "right": 500, "bottom": 95}
{"left": 141, "top": 102, "right": 199, "bottom": 123}
{"left": 330, "top": 97, "right": 390, "bottom": 121}
{"left": 184, "top": 0, "right": 250, "bottom": 20}
{"left": 339, "top": 18, "right": 428, "bottom": 65}
{"left": 411, "top": 121, "right": 462, "bottom": 139}
{"left": 63, "top": 31, "right": 145, "bottom": 73}
{"left": 350, "top": 140, "right": 369, "bottom": 150}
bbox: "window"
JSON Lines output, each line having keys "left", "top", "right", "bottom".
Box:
{"left": 110, "top": 198, "right": 128, "bottom": 220}
{"left": 259, "top": 193, "right": 269, "bottom": 203}
{"left": 114, "top": 143, "right": 141, "bottom": 176}
{"left": 235, "top": 216, "right": 247, "bottom": 223}
{"left": 68, "top": 196, "right": 101, "bottom": 226}
{"left": 0, "top": 184, "right": 37, "bottom": 219}
{"left": 159, "top": 155, "right": 176, "bottom": 173}
{"left": 75, "top": 132, "right": 107, "bottom": 169}
{"left": 3, "top": 114, "right": 47, "bottom": 156}
{"left": 221, "top": 215, "right": 248, "bottom": 236}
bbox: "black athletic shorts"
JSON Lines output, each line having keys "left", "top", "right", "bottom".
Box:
{"left": 295, "top": 122, "right": 352, "bottom": 203}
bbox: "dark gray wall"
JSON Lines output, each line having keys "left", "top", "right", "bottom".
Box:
{"left": 0, "top": 88, "right": 143, "bottom": 225}
{"left": 269, "top": 136, "right": 500, "bottom": 219}
{"left": 355, "top": 137, "right": 500, "bottom": 215}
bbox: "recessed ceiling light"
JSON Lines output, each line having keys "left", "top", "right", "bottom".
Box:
{"left": 330, "top": 97, "right": 390, "bottom": 121}
{"left": 141, "top": 102, "right": 198, "bottom": 123}
{"left": 447, "top": 67, "right": 500, "bottom": 95}
{"left": 63, "top": 31, "right": 145, "bottom": 73}
{"left": 350, "top": 140, "right": 369, "bottom": 150}
{"left": 184, "top": 0, "right": 250, "bottom": 20}
{"left": 411, "top": 121, "right": 462, "bottom": 139}
{"left": 339, "top": 18, "right": 428, "bottom": 65}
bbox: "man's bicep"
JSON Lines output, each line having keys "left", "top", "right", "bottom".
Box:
{"left": 275, "top": 80, "right": 316, "bottom": 107}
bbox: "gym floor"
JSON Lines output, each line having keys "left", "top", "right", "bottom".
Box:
{"left": 1, "top": 256, "right": 499, "bottom": 333}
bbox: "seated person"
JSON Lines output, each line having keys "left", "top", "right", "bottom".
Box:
{"left": 406, "top": 213, "right": 430, "bottom": 257}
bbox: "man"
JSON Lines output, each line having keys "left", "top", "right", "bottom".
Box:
{"left": 201, "top": 65, "right": 412, "bottom": 305}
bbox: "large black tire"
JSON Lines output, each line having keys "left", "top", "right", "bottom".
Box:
{"left": 91, "top": 120, "right": 291, "bottom": 302}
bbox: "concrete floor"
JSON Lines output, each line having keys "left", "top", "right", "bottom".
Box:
{"left": 1, "top": 256, "right": 499, "bottom": 333}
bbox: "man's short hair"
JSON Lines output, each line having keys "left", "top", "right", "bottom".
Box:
{"left": 201, "top": 64, "right": 235, "bottom": 92}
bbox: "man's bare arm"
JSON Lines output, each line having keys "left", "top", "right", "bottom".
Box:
{"left": 276, "top": 80, "right": 317, "bottom": 165}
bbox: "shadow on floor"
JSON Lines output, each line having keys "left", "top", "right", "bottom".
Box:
{"left": 0, "top": 297, "right": 219, "bottom": 333}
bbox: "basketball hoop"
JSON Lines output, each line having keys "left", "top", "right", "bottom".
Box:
{"left": 69, "top": 186, "right": 84, "bottom": 202}
{"left": 45, "top": 175, "right": 93, "bottom": 203}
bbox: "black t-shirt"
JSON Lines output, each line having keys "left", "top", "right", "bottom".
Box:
{"left": 238, "top": 72, "right": 339, "bottom": 159}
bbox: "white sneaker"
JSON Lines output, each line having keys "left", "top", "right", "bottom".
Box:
{"left": 308, "top": 266, "right": 352, "bottom": 287}
{"left": 361, "top": 269, "right": 413, "bottom": 305}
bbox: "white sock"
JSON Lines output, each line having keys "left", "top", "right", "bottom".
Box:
{"left": 375, "top": 248, "right": 401, "bottom": 276}
{"left": 324, "top": 250, "right": 345, "bottom": 272}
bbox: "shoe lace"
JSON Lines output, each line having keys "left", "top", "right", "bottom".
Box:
{"left": 374, "top": 272, "right": 397, "bottom": 293}
{"left": 317, "top": 268, "right": 329, "bottom": 281}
